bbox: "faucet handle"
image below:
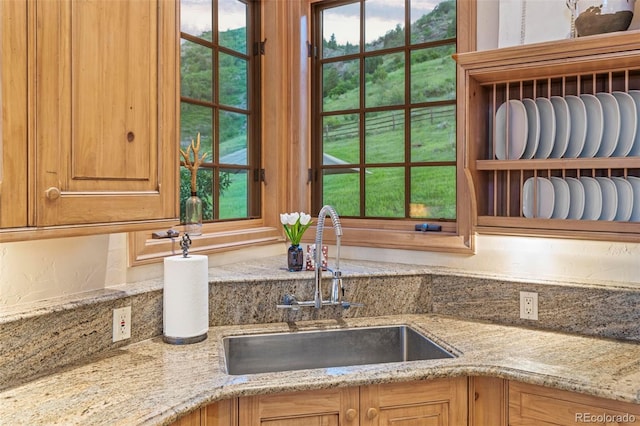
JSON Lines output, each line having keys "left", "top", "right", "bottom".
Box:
{"left": 341, "top": 301, "right": 364, "bottom": 309}
{"left": 276, "top": 294, "right": 300, "bottom": 311}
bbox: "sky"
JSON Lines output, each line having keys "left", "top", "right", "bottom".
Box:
{"left": 180, "top": 0, "right": 441, "bottom": 44}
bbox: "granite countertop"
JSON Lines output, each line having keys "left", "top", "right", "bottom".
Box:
{"left": 2, "top": 314, "right": 640, "bottom": 425}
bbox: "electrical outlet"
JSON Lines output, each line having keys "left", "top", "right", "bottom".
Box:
{"left": 519, "top": 291, "right": 538, "bottom": 320}
{"left": 112, "top": 306, "right": 131, "bottom": 342}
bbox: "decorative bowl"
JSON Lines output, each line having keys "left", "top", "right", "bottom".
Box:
{"left": 575, "top": 0, "right": 635, "bottom": 36}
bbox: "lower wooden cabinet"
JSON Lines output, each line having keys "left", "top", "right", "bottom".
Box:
{"left": 172, "top": 377, "right": 467, "bottom": 426}
{"left": 469, "top": 376, "right": 508, "bottom": 426}
{"left": 172, "top": 398, "right": 237, "bottom": 426}
{"left": 509, "top": 381, "right": 640, "bottom": 426}
{"left": 172, "top": 377, "right": 640, "bottom": 426}
{"left": 240, "top": 377, "right": 467, "bottom": 426}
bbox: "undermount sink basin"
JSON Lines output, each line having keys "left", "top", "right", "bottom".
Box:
{"left": 223, "top": 325, "right": 455, "bottom": 375}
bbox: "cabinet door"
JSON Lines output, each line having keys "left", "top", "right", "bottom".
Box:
{"left": 239, "top": 387, "right": 360, "bottom": 426}
{"left": 171, "top": 399, "right": 237, "bottom": 426}
{"left": 0, "top": 0, "right": 29, "bottom": 228}
{"left": 469, "top": 376, "right": 507, "bottom": 426}
{"left": 360, "top": 377, "right": 468, "bottom": 426}
{"left": 35, "top": 0, "right": 177, "bottom": 226}
{"left": 509, "top": 381, "right": 640, "bottom": 426}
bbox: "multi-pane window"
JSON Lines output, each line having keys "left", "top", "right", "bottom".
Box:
{"left": 180, "top": 0, "right": 260, "bottom": 223}
{"left": 311, "top": 0, "right": 457, "bottom": 220}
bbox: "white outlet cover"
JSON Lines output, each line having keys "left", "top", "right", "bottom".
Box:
{"left": 112, "top": 306, "right": 132, "bottom": 342}
{"left": 519, "top": 291, "right": 538, "bottom": 320}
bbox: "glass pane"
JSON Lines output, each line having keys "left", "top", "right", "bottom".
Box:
{"left": 323, "top": 171, "right": 360, "bottom": 216}
{"left": 411, "top": 105, "right": 456, "bottom": 162}
{"left": 219, "top": 52, "right": 247, "bottom": 109}
{"left": 181, "top": 103, "right": 213, "bottom": 156}
{"left": 180, "top": 167, "right": 214, "bottom": 222}
{"left": 411, "top": 0, "right": 456, "bottom": 44}
{"left": 365, "top": 111, "right": 404, "bottom": 163}
{"left": 219, "top": 110, "right": 248, "bottom": 165}
{"left": 323, "top": 60, "right": 360, "bottom": 112}
{"left": 410, "top": 166, "right": 456, "bottom": 219}
{"left": 365, "top": 167, "right": 404, "bottom": 217}
{"left": 219, "top": 0, "right": 247, "bottom": 54}
{"left": 365, "top": 0, "right": 405, "bottom": 52}
{"left": 323, "top": 114, "right": 360, "bottom": 165}
{"left": 411, "top": 45, "right": 455, "bottom": 103}
{"left": 322, "top": 2, "right": 360, "bottom": 59}
{"left": 365, "top": 52, "right": 404, "bottom": 108}
{"left": 219, "top": 169, "right": 248, "bottom": 219}
{"left": 181, "top": 40, "right": 213, "bottom": 102}
{"left": 181, "top": 0, "right": 212, "bottom": 40}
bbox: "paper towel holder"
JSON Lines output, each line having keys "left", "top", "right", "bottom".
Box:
{"left": 180, "top": 233, "right": 192, "bottom": 257}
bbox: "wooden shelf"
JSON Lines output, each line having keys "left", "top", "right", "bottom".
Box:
{"left": 476, "top": 157, "right": 640, "bottom": 171}
{"left": 457, "top": 32, "right": 640, "bottom": 242}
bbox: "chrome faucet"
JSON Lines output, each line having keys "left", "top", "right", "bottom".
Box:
{"left": 276, "top": 205, "right": 363, "bottom": 310}
{"left": 313, "top": 205, "right": 343, "bottom": 308}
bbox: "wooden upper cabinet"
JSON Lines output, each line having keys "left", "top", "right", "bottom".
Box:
{"left": 0, "top": 0, "right": 29, "bottom": 229}
{"left": 34, "top": 0, "right": 178, "bottom": 227}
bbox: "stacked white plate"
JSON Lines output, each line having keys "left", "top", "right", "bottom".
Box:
{"left": 522, "top": 176, "right": 639, "bottom": 222}
{"left": 494, "top": 92, "right": 640, "bottom": 159}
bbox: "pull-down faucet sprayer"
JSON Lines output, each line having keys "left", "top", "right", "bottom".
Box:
{"left": 276, "top": 205, "right": 362, "bottom": 310}
{"left": 314, "top": 205, "right": 343, "bottom": 308}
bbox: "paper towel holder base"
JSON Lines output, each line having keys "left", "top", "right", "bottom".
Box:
{"left": 163, "top": 332, "right": 208, "bottom": 345}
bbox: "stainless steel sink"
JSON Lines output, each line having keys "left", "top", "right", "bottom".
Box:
{"left": 223, "top": 325, "right": 454, "bottom": 375}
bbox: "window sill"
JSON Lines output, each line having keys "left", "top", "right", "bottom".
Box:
{"left": 128, "top": 220, "right": 283, "bottom": 266}
{"left": 306, "top": 218, "right": 475, "bottom": 254}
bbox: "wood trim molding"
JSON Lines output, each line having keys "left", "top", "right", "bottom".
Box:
{"left": 128, "top": 220, "right": 283, "bottom": 266}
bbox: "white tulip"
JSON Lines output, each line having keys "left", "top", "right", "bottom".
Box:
{"left": 279, "top": 213, "right": 289, "bottom": 225}
{"left": 287, "top": 212, "right": 299, "bottom": 225}
{"left": 299, "top": 212, "right": 311, "bottom": 225}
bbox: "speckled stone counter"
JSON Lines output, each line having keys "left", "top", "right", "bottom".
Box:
{"left": 3, "top": 256, "right": 640, "bottom": 402}
{"left": 1, "top": 314, "right": 640, "bottom": 425}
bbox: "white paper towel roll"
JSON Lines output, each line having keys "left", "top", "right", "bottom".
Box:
{"left": 163, "top": 254, "right": 209, "bottom": 344}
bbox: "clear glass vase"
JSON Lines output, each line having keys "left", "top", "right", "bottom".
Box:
{"left": 185, "top": 192, "right": 203, "bottom": 236}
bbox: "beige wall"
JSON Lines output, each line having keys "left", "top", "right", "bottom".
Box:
{"left": 2, "top": 2, "right": 639, "bottom": 307}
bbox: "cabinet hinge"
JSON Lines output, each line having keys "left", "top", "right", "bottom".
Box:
{"left": 254, "top": 39, "right": 267, "bottom": 56}
{"left": 308, "top": 168, "right": 314, "bottom": 183}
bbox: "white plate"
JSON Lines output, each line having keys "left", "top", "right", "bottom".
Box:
{"left": 495, "top": 99, "right": 528, "bottom": 160}
{"left": 534, "top": 97, "right": 556, "bottom": 159}
{"left": 595, "top": 177, "right": 617, "bottom": 221}
{"left": 579, "top": 94, "right": 603, "bottom": 158}
{"left": 522, "top": 98, "right": 540, "bottom": 159}
{"left": 610, "top": 177, "right": 633, "bottom": 221}
{"left": 565, "top": 177, "right": 585, "bottom": 220}
{"left": 523, "top": 176, "right": 554, "bottom": 219}
{"left": 629, "top": 176, "right": 640, "bottom": 221}
{"left": 550, "top": 96, "right": 570, "bottom": 158}
{"left": 595, "top": 92, "right": 621, "bottom": 157}
{"left": 563, "top": 95, "right": 587, "bottom": 158}
{"left": 579, "top": 176, "right": 602, "bottom": 220}
{"left": 611, "top": 92, "right": 636, "bottom": 157}
{"left": 550, "top": 177, "right": 570, "bottom": 219}
{"left": 626, "top": 90, "right": 640, "bottom": 156}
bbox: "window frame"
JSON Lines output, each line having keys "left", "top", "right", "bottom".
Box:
{"left": 129, "top": 0, "right": 476, "bottom": 266}
{"left": 307, "top": 0, "right": 475, "bottom": 253}
{"left": 129, "top": 0, "right": 298, "bottom": 266}
{"left": 179, "top": 0, "right": 261, "bottom": 222}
